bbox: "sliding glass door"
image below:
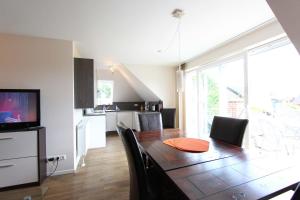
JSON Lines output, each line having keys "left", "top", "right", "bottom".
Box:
{"left": 248, "top": 40, "right": 300, "bottom": 154}
{"left": 185, "top": 57, "right": 245, "bottom": 137}
{"left": 199, "top": 57, "right": 245, "bottom": 136}
{"left": 185, "top": 37, "right": 300, "bottom": 154}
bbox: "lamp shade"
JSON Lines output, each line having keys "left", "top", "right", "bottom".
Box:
{"left": 176, "top": 69, "right": 184, "bottom": 93}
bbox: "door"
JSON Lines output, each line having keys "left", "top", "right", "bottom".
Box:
{"left": 198, "top": 58, "right": 245, "bottom": 136}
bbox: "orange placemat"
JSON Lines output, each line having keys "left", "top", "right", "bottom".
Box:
{"left": 163, "top": 138, "right": 209, "bottom": 152}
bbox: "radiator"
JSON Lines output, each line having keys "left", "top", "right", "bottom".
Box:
{"left": 76, "top": 120, "right": 86, "bottom": 164}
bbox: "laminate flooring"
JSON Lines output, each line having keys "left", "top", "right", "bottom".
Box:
{"left": 0, "top": 133, "right": 130, "bottom": 200}
{"left": 45, "top": 133, "right": 129, "bottom": 200}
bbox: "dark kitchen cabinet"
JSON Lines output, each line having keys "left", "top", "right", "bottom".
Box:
{"left": 74, "top": 58, "right": 95, "bottom": 108}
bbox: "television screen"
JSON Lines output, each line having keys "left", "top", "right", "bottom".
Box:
{"left": 0, "top": 89, "right": 40, "bottom": 130}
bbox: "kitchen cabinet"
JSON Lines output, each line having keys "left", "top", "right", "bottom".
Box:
{"left": 117, "top": 112, "right": 133, "bottom": 129}
{"left": 106, "top": 112, "right": 117, "bottom": 131}
{"left": 85, "top": 115, "right": 106, "bottom": 148}
{"left": 74, "top": 58, "right": 95, "bottom": 108}
{"left": 132, "top": 112, "right": 140, "bottom": 131}
{"left": 105, "top": 111, "right": 142, "bottom": 132}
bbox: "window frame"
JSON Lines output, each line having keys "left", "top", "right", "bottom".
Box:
{"left": 184, "top": 36, "right": 291, "bottom": 147}
{"left": 96, "top": 80, "right": 114, "bottom": 105}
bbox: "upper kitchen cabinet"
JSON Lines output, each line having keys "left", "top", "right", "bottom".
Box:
{"left": 74, "top": 58, "right": 95, "bottom": 108}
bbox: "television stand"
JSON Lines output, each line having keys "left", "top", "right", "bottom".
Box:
{"left": 0, "top": 127, "right": 46, "bottom": 191}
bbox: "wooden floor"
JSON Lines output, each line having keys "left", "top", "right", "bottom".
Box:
{"left": 45, "top": 133, "right": 129, "bottom": 200}
{"left": 0, "top": 133, "right": 130, "bottom": 200}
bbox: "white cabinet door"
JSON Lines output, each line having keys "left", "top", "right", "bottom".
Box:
{"left": 117, "top": 112, "right": 133, "bottom": 129}
{"left": 86, "top": 115, "right": 106, "bottom": 149}
{"left": 132, "top": 112, "right": 140, "bottom": 131}
{"left": 0, "top": 157, "right": 38, "bottom": 188}
{"left": 106, "top": 112, "right": 117, "bottom": 131}
{"left": 0, "top": 131, "right": 37, "bottom": 160}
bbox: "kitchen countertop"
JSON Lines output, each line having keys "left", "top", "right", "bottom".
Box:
{"left": 84, "top": 112, "right": 106, "bottom": 116}
{"left": 84, "top": 110, "right": 159, "bottom": 117}
{"left": 96, "top": 110, "right": 158, "bottom": 113}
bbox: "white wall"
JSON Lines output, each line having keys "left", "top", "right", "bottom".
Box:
{"left": 185, "top": 20, "right": 285, "bottom": 69}
{"left": 0, "top": 33, "right": 76, "bottom": 174}
{"left": 126, "top": 65, "right": 177, "bottom": 108}
{"left": 97, "top": 68, "right": 143, "bottom": 102}
{"left": 72, "top": 42, "right": 84, "bottom": 169}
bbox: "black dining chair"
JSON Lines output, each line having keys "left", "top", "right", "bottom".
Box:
{"left": 291, "top": 183, "right": 300, "bottom": 200}
{"left": 210, "top": 116, "right": 249, "bottom": 147}
{"left": 160, "top": 108, "right": 176, "bottom": 128}
{"left": 138, "top": 112, "right": 163, "bottom": 131}
{"left": 116, "top": 122, "right": 159, "bottom": 200}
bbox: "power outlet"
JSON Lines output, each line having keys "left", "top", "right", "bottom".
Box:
{"left": 47, "top": 154, "right": 67, "bottom": 162}
{"left": 57, "top": 154, "right": 67, "bottom": 161}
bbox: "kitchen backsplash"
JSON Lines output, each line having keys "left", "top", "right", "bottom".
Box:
{"left": 95, "top": 102, "right": 144, "bottom": 111}
{"left": 94, "top": 101, "right": 163, "bottom": 111}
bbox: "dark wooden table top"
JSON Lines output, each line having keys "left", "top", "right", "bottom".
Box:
{"left": 136, "top": 129, "right": 300, "bottom": 200}
{"left": 167, "top": 152, "right": 300, "bottom": 200}
{"left": 135, "top": 129, "right": 244, "bottom": 171}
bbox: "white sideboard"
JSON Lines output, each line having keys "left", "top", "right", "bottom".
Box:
{"left": 0, "top": 127, "right": 46, "bottom": 190}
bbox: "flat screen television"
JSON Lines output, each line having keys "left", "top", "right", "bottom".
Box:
{"left": 0, "top": 89, "right": 40, "bottom": 131}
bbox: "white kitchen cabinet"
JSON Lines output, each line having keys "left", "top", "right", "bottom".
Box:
{"left": 132, "top": 111, "right": 140, "bottom": 131}
{"left": 106, "top": 112, "right": 117, "bottom": 131}
{"left": 105, "top": 111, "right": 141, "bottom": 131}
{"left": 117, "top": 111, "right": 133, "bottom": 129}
{"left": 85, "top": 115, "right": 106, "bottom": 148}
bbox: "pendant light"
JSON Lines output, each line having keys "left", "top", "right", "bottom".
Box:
{"left": 172, "top": 9, "right": 184, "bottom": 93}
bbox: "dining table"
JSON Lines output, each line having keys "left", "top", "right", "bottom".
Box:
{"left": 135, "top": 128, "right": 300, "bottom": 200}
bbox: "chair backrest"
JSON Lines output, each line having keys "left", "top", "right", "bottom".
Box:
{"left": 116, "top": 122, "right": 150, "bottom": 200}
{"left": 210, "top": 116, "right": 249, "bottom": 147}
{"left": 160, "top": 108, "right": 176, "bottom": 128}
{"left": 138, "top": 112, "right": 163, "bottom": 131}
{"left": 291, "top": 183, "right": 300, "bottom": 200}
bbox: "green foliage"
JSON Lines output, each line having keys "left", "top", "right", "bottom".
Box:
{"left": 207, "top": 76, "right": 219, "bottom": 116}
{"left": 99, "top": 84, "right": 112, "bottom": 98}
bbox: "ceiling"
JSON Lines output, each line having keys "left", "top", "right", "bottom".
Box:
{"left": 0, "top": 0, "right": 274, "bottom": 68}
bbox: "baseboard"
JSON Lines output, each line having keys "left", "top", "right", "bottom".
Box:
{"left": 47, "top": 168, "right": 75, "bottom": 176}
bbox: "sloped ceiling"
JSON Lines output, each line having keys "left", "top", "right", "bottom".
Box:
{"left": 96, "top": 68, "right": 144, "bottom": 102}
{"left": 116, "top": 65, "right": 160, "bottom": 102}
{"left": 267, "top": 0, "right": 300, "bottom": 54}
{"left": 0, "top": 0, "right": 274, "bottom": 68}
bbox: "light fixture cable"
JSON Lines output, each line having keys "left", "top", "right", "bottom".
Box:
{"left": 177, "top": 16, "right": 182, "bottom": 70}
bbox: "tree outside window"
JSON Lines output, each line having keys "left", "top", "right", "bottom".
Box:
{"left": 97, "top": 80, "right": 114, "bottom": 105}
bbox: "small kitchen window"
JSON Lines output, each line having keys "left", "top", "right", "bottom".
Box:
{"left": 97, "top": 80, "right": 114, "bottom": 105}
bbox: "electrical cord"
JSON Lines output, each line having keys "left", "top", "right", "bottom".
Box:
{"left": 48, "top": 158, "right": 59, "bottom": 177}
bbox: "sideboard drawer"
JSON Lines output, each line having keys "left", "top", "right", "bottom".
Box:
{"left": 0, "top": 157, "right": 38, "bottom": 188}
{"left": 0, "top": 131, "right": 37, "bottom": 160}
